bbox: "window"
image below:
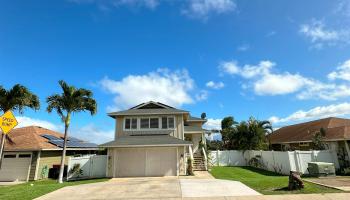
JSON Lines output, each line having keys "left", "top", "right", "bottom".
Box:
{"left": 141, "top": 118, "right": 150, "bottom": 129}
{"left": 125, "top": 118, "right": 131, "bottom": 129}
{"left": 19, "top": 154, "right": 31, "bottom": 158}
{"left": 131, "top": 118, "right": 137, "bottom": 129}
{"left": 162, "top": 117, "right": 168, "bottom": 129}
{"left": 168, "top": 117, "right": 175, "bottom": 129}
{"left": 4, "top": 154, "right": 16, "bottom": 158}
{"left": 125, "top": 118, "right": 137, "bottom": 130}
{"left": 161, "top": 117, "right": 175, "bottom": 129}
{"left": 299, "top": 142, "right": 309, "bottom": 147}
{"left": 150, "top": 118, "right": 159, "bottom": 128}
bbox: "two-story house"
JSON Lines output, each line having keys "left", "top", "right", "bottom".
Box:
{"left": 100, "top": 101, "right": 207, "bottom": 177}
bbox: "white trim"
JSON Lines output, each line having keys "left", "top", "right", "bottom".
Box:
{"left": 113, "top": 149, "right": 116, "bottom": 177}
{"left": 106, "top": 149, "right": 109, "bottom": 177}
{"left": 176, "top": 147, "right": 179, "bottom": 176}
{"left": 184, "top": 131, "right": 204, "bottom": 134}
{"left": 181, "top": 115, "right": 184, "bottom": 140}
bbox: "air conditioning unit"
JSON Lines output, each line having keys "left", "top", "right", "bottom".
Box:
{"left": 308, "top": 162, "right": 335, "bottom": 177}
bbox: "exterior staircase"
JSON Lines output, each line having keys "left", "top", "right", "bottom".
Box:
{"left": 193, "top": 153, "right": 207, "bottom": 171}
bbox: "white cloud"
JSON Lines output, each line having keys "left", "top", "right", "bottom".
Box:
{"left": 69, "top": 0, "right": 159, "bottom": 10}
{"left": 237, "top": 44, "right": 250, "bottom": 52}
{"left": 299, "top": 20, "right": 350, "bottom": 48}
{"left": 266, "top": 31, "right": 276, "bottom": 37}
{"left": 182, "top": 0, "right": 236, "bottom": 20}
{"left": 16, "top": 116, "right": 61, "bottom": 131}
{"left": 100, "top": 68, "right": 195, "bottom": 110}
{"left": 254, "top": 73, "right": 308, "bottom": 95}
{"left": 206, "top": 81, "right": 224, "bottom": 89}
{"left": 70, "top": 124, "right": 114, "bottom": 144}
{"left": 14, "top": 116, "right": 112, "bottom": 144}
{"left": 219, "top": 61, "right": 240, "bottom": 75}
{"left": 195, "top": 90, "right": 209, "bottom": 101}
{"left": 220, "top": 59, "right": 350, "bottom": 100}
{"left": 269, "top": 102, "right": 350, "bottom": 124}
{"left": 70, "top": 0, "right": 236, "bottom": 20}
{"left": 203, "top": 118, "right": 221, "bottom": 130}
{"left": 328, "top": 59, "right": 350, "bottom": 81}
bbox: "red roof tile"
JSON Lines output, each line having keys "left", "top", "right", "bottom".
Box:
{"left": 269, "top": 117, "right": 350, "bottom": 144}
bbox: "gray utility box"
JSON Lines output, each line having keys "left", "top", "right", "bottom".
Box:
{"left": 308, "top": 162, "right": 335, "bottom": 177}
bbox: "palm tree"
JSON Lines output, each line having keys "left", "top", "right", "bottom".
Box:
{"left": 0, "top": 84, "right": 40, "bottom": 168}
{"left": 46, "top": 80, "right": 97, "bottom": 183}
{"left": 233, "top": 117, "right": 272, "bottom": 150}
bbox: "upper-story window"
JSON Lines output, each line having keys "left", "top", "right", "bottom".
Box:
{"left": 161, "top": 117, "right": 175, "bottom": 129}
{"left": 125, "top": 118, "right": 137, "bottom": 130}
{"left": 125, "top": 116, "right": 175, "bottom": 131}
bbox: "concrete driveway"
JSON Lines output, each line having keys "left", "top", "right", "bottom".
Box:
{"left": 36, "top": 177, "right": 261, "bottom": 200}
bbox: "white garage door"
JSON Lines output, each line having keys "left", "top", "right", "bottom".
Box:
{"left": 0, "top": 153, "right": 32, "bottom": 181}
{"left": 115, "top": 147, "right": 177, "bottom": 177}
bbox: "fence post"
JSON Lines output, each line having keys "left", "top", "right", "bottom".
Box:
{"left": 294, "top": 151, "right": 300, "bottom": 172}
{"left": 216, "top": 150, "right": 219, "bottom": 166}
{"left": 311, "top": 150, "right": 317, "bottom": 162}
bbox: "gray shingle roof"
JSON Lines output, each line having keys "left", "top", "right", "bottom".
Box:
{"left": 188, "top": 116, "right": 207, "bottom": 122}
{"left": 108, "top": 108, "right": 189, "bottom": 117}
{"left": 99, "top": 135, "right": 192, "bottom": 147}
{"left": 184, "top": 126, "right": 204, "bottom": 132}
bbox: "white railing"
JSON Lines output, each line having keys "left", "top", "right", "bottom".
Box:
{"left": 189, "top": 145, "right": 194, "bottom": 160}
{"left": 202, "top": 147, "right": 208, "bottom": 170}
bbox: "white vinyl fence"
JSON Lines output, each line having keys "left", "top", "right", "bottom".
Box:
{"left": 67, "top": 155, "right": 107, "bottom": 180}
{"left": 209, "top": 150, "right": 339, "bottom": 175}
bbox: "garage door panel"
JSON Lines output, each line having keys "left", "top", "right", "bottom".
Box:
{"left": 115, "top": 147, "right": 177, "bottom": 177}
{"left": 116, "top": 149, "right": 146, "bottom": 177}
{"left": 0, "top": 156, "right": 31, "bottom": 181}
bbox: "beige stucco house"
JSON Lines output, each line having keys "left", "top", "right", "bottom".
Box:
{"left": 100, "top": 101, "right": 207, "bottom": 177}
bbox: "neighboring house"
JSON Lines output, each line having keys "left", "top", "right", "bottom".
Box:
{"left": 100, "top": 101, "right": 207, "bottom": 177}
{"left": 268, "top": 117, "right": 350, "bottom": 168}
{"left": 0, "top": 126, "right": 98, "bottom": 182}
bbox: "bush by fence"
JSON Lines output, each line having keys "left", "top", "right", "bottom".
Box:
{"left": 209, "top": 150, "right": 339, "bottom": 175}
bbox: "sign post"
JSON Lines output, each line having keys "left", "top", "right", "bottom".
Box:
{"left": 0, "top": 110, "right": 18, "bottom": 169}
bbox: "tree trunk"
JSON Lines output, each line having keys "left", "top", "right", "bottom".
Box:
{"left": 58, "top": 123, "right": 69, "bottom": 183}
{"left": 0, "top": 134, "right": 5, "bottom": 169}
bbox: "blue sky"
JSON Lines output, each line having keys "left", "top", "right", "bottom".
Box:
{"left": 1, "top": 0, "right": 350, "bottom": 143}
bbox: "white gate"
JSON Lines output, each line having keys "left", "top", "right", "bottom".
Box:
{"left": 67, "top": 155, "right": 107, "bottom": 180}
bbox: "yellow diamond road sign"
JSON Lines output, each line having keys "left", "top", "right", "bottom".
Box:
{"left": 0, "top": 110, "right": 18, "bottom": 135}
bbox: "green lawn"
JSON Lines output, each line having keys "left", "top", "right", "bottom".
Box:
{"left": 210, "top": 166, "right": 342, "bottom": 195}
{"left": 0, "top": 178, "right": 109, "bottom": 200}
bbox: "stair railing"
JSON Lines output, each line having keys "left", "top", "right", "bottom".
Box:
{"left": 201, "top": 147, "right": 208, "bottom": 171}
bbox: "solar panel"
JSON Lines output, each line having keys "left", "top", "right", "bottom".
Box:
{"left": 48, "top": 140, "right": 97, "bottom": 148}
{"left": 41, "top": 134, "right": 97, "bottom": 148}
{"left": 41, "top": 134, "right": 62, "bottom": 141}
